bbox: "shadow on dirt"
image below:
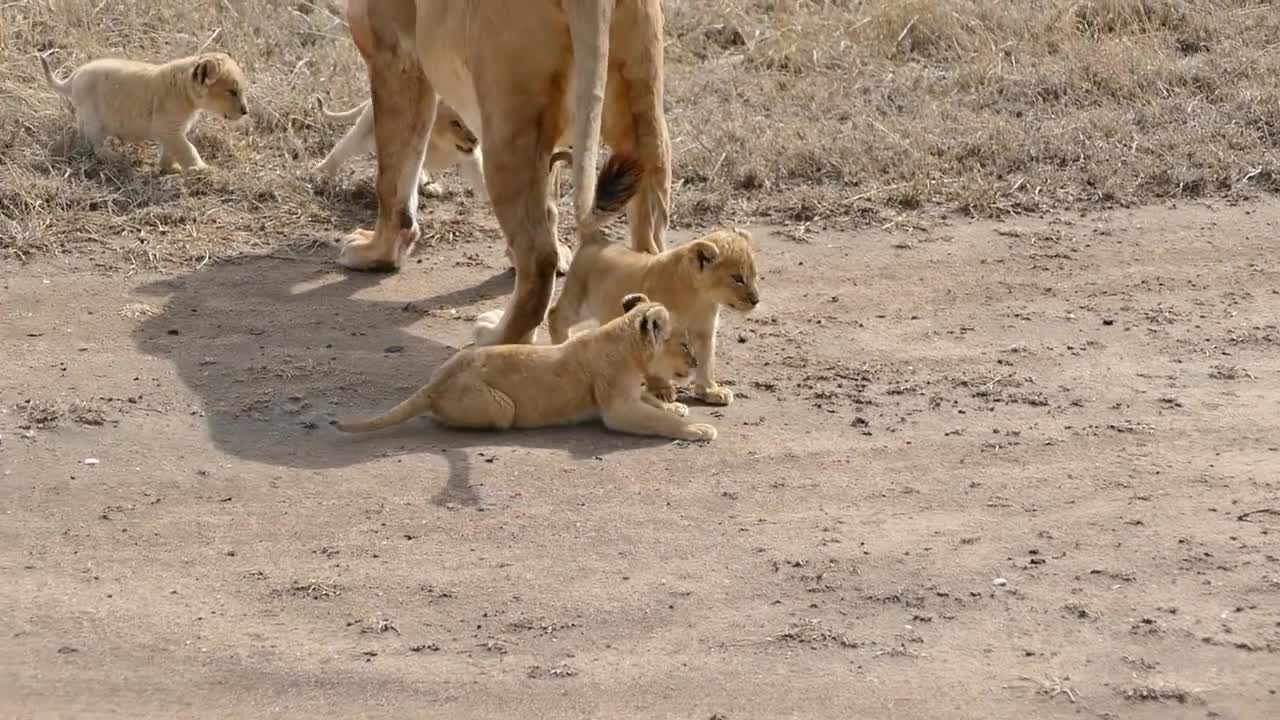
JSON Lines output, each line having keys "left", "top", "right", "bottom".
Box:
{"left": 131, "top": 255, "right": 671, "bottom": 506}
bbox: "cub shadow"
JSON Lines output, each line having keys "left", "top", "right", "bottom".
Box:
{"left": 131, "top": 255, "right": 670, "bottom": 507}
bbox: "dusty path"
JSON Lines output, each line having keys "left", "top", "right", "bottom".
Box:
{"left": 2, "top": 200, "right": 1278, "bottom": 719}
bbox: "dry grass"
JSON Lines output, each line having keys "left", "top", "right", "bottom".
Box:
{"left": 2, "top": 0, "right": 1279, "bottom": 268}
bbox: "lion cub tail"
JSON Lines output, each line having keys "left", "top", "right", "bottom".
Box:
{"left": 316, "top": 96, "right": 366, "bottom": 124}
{"left": 335, "top": 384, "right": 436, "bottom": 434}
{"left": 578, "top": 152, "right": 643, "bottom": 248}
{"left": 38, "top": 52, "right": 72, "bottom": 97}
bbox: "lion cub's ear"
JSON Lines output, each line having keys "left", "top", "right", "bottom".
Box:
{"left": 638, "top": 306, "right": 671, "bottom": 346}
{"left": 691, "top": 240, "right": 719, "bottom": 271}
{"left": 192, "top": 57, "right": 218, "bottom": 86}
{"left": 621, "top": 293, "right": 651, "bottom": 313}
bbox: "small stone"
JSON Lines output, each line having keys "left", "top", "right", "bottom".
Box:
{"left": 82, "top": 458, "right": 99, "bottom": 465}
{"left": 993, "top": 577, "right": 1008, "bottom": 587}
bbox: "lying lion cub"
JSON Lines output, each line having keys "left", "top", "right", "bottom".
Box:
{"left": 335, "top": 293, "right": 715, "bottom": 441}
{"left": 313, "top": 96, "right": 488, "bottom": 202}
{"left": 549, "top": 213, "right": 761, "bottom": 406}
{"left": 39, "top": 50, "right": 249, "bottom": 172}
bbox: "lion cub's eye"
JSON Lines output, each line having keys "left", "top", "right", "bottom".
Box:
{"left": 732, "top": 273, "right": 745, "bottom": 285}
{"left": 228, "top": 88, "right": 239, "bottom": 98}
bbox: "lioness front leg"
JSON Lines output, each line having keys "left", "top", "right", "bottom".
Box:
{"left": 337, "top": 41, "right": 435, "bottom": 272}
{"left": 690, "top": 326, "right": 733, "bottom": 405}
{"left": 602, "top": 398, "right": 715, "bottom": 442}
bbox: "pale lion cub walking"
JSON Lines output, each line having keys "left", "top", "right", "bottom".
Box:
{"left": 39, "top": 50, "right": 249, "bottom": 172}
{"left": 313, "top": 96, "right": 489, "bottom": 202}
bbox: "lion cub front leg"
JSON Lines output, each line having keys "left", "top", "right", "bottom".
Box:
{"left": 159, "top": 131, "right": 208, "bottom": 173}
{"left": 690, "top": 322, "right": 733, "bottom": 405}
{"left": 601, "top": 395, "right": 715, "bottom": 442}
{"left": 458, "top": 149, "right": 489, "bottom": 202}
{"left": 641, "top": 389, "right": 688, "bottom": 417}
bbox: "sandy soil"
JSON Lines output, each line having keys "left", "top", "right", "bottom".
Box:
{"left": 2, "top": 199, "right": 1278, "bottom": 719}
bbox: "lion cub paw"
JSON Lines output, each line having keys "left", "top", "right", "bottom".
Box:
{"left": 647, "top": 381, "right": 677, "bottom": 403}
{"left": 695, "top": 384, "right": 734, "bottom": 406}
{"left": 472, "top": 309, "right": 505, "bottom": 346}
{"left": 663, "top": 401, "right": 689, "bottom": 417}
{"left": 554, "top": 240, "right": 573, "bottom": 275}
{"left": 681, "top": 423, "right": 718, "bottom": 442}
{"left": 419, "top": 179, "right": 446, "bottom": 198}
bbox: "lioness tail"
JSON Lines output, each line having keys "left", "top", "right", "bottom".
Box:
{"left": 578, "top": 152, "right": 642, "bottom": 248}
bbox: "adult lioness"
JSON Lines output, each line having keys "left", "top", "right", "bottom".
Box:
{"left": 338, "top": 0, "right": 672, "bottom": 347}
{"left": 334, "top": 293, "right": 714, "bottom": 441}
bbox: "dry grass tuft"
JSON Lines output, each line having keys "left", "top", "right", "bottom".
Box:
{"left": 2, "top": 1, "right": 1280, "bottom": 268}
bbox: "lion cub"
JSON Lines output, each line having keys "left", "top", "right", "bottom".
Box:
{"left": 549, "top": 221, "right": 761, "bottom": 406}
{"left": 39, "top": 50, "right": 249, "bottom": 172}
{"left": 314, "top": 97, "right": 488, "bottom": 202}
{"left": 335, "top": 293, "right": 715, "bottom": 441}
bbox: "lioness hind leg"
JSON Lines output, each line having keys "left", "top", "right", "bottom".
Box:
{"left": 430, "top": 377, "right": 516, "bottom": 430}
{"left": 603, "top": 5, "right": 671, "bottom": 255}
{"left": 338, "top": 44, "right": 436, "bottom": 272}
{"left": 472, "top": 95, "right": 564, "bottom": 346}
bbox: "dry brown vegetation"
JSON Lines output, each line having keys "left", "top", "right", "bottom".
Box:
{"left": 2, "top": 0, "right": 1279, "bottom": 268}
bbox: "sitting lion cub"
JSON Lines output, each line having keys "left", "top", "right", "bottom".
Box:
{"left": 39, "top": 50, "right": 249, "bottom": 172}
{"left": 313, "top": 96, "right": 489, "bottom": 202}
{"left": 335, "top": 293, "right": 715, "bottom": 441}
{"left": 549, "top": 216, "right": 761, "bottom": 406}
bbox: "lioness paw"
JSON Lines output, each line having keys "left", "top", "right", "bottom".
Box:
{"left": 683, "top": 423, "right": 717, "bottom": 442}
{"left": 337, "top": 228, "right": 409, "bottom": 272}
{"left": 696, "top": 384, "right": 734, "bottom": 406}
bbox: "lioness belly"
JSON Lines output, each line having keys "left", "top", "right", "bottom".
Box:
{"left": 414, "top": 1, "right": 482, "bottom": 138}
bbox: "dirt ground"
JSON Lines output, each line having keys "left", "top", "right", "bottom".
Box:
{"left": 2, "top": 196, "right": 1278, "bottom": 719}
{"left": 3, "top": 0, "right": 1280, "bottom": 717}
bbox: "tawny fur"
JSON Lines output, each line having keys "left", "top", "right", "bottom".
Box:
{"left": 335, "top": 294, "right": 715, "bottom": 442}
{"left": 549, "top": 221, "right": 762, "bottom": 406}
{"left": 336, "top": 0, "right": 672, "bottom": 350}
{"left": 39, "top": 50, "right": 249, "bottom": 173}
{"left": 314, "top": 96, "right": 489, "bottom": 202}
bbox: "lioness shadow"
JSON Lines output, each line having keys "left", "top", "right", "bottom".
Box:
{"left": 131, "top": 255, "right": 672, "bottom": 507}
